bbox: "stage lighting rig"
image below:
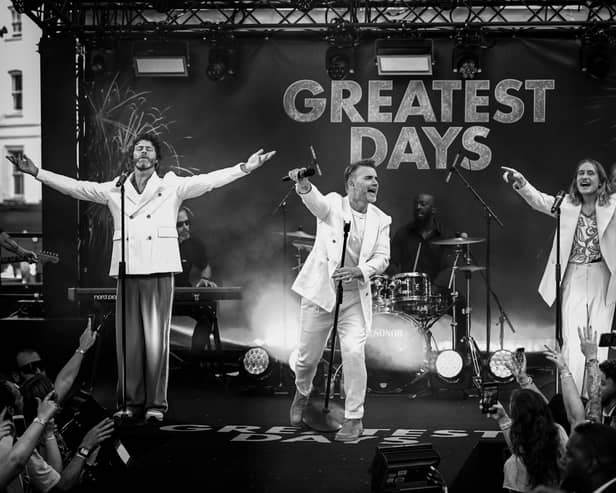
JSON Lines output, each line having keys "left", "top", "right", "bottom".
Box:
{"left": 325, "top": 19, "right": 358, "bottom": 80}
{"left": 452, "top": 29, "right": 486, "bottom": 80}
{"left": 434, "top": 349, "right": 464, "bottom": 382}
{"left": 206, "top": 40, "right": 238, "bottom": 82}
{"left": 580, "top": 30, "right": 613, "bottom": 79}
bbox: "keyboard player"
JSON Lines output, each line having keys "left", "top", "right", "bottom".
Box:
{"left": 174, "top": 206, "right": 220, "bottom": 362}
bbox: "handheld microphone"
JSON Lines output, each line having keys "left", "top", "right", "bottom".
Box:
{"left": 282, "top": 167, "right": 317, "bottom": 182}
{"left": 551, "top": 190, "right": 566, "bottom": 214}
{"left": 310, "top": 146, "right": 322, "bottom": 176}
{"left": 115, "top": 172, "right": 129, "bottom": 187}
{"left": 445, "top": 154, "right": 461, "bottom": 184}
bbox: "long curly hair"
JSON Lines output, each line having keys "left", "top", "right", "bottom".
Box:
{"left": 567, "top": 158, "right": 612, "bottom": 206}
{"left": 509, "top": 389, "right": 562, "bottom": 489}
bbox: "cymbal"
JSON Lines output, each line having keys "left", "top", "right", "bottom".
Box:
{"left": 274, "top": 229, "right": 316, "bottom": 240}
{"left": 292, "top": 241, "right": 313, "bottom": 252}
{"left": 431, "top": 236, "right": 485, "bottom": 246}
{"left": 454, "top": 264, "right": 486, "bottom": 273}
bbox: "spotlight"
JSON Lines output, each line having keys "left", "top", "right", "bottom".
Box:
{"left": 452, "top": 43, "right": 484, "bottom": 80}
{"left": 207, "top": 44, "right": 237, "bottom": 82}
{"left": 326, "top": 46, "right": 355, "bottom": 80}
{"left": 241, "top": 347, "right": 272, "bottom": 380}
{"left": 375, "top": 39, "right": 434, "bottom": 76}
{"left": 132, "top": 40, "right": 189, "bottom": 77}
{"left": 87, "top": 47, "right": 116, "bottom": 78}
{"left": 435, "top": 350, "right": 464, "bottom": 381}
{"left": 488, "top": 349, "right": 514, "bottom": 382}
{"left": 581, "top": 37, "right": 611, "bottom": 79}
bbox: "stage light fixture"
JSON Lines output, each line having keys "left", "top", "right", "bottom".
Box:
{"left": 581, "top": 37, "right": 611, "bottom": 79}
{"left": 488, "top": 349, "right": 514, "bottom": 382}
{"left": 207, "top": 44, "right": 237, "bottom": 82}
{"left": 325, "top": 46, "right": 355, "bottom": 80}
{"left": 370, "top": 443, "right": 442, "bottom": 493}
{"left": 375, "top": 39, "right": 434, "bottom": 76}
{"left": 435, "top": 350, "right": 464, "bottom": 381}
{"left": 132, "top": 40, "right": 189, "bottom": 77}
{"left": 452, "top": 43, "right": 483, "bottom": 80}
{"left": 242, "top": 347, "right": 272, "bottom": 380}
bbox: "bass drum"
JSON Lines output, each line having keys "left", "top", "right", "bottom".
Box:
{"left": 366, "top": 312, "right": 454, "bottom": 393}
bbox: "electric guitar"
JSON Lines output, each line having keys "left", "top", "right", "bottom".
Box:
{"left": 1, "top": 250, "right": 60, "bottom": 265}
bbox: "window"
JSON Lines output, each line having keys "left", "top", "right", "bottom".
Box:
{"left": 9, "top": 70, "right": 22, "bottom": 111}
{"left": 7, "top": 148, "right": 24, "bottom": 196}
{"left": 9, "top": 7, "right": 22, "bottom": 37}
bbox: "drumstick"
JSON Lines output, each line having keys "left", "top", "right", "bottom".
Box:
{"left": 412, "top": 243, "right": 422, "bottom": 272}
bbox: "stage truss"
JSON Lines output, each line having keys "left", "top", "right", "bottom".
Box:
{"left": 13, "top": 1, "right": 616, "bottom": 39}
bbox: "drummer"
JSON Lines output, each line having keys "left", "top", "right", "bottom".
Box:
{"left": 388, "top": 193, "right": 467, "bottom": 351}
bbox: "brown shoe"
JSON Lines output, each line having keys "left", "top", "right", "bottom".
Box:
{"left": 289, "top": 390, "right": 309, "bottom": 426}
{"left": 335, "top": 419, "right": 363, "bottom": 442}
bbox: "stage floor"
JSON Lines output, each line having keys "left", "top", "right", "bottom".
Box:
{"left": 84, "top": 367, "right": 557, "bottom": 493}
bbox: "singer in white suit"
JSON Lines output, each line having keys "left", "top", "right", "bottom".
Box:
{"left": 502, "top": 160, "right": 615, "bottom": 392}
{"left": 287, "top": 159, "right": 391, "bottom": 442}
{"left": 7, "top": 134, "right": 275, "bottom": 421}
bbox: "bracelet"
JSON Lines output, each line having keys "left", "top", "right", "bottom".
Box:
{"left": 75, "top": 453, "right": 88, "bottom": 460}
{"left": 45, "top": 434, "right": 56, "bottom": 441}
{"left": 33, "top": 417, "right": 47, "bottom": 427}
{"left": 517, "top": 375, "right": 533, "bottom": 386}
{"left": 75, "top": 348, "right": 85, "bottom": 354}
{"left": 498, "top": 418, "right": 512, "bottom": 431}
{"left": 560, "top": 370, "right": 573, "bottom": 379}
{"left": 239, "top": 163, "right": 250, "bottom": 174}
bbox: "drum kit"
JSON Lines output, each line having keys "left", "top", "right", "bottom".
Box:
{"left": 277, "top": 228, "right": 488, "bottom": 392}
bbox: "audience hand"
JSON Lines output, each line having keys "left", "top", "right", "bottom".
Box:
{"left": 36, "top": 390, "right": 59, "bottom": 423}
{"left": 484, "top": 401, "right": 507, "bottom": 421}
{"left": 0, "top": 408, "right": 16, "bottom": 440}
{"left": 78, "top": 318, "right": 98, "bottom": 353}
{"left": 578, "top": 325, "right": 598, "bottom": 360}
{"left": 505, "top": 351, "right": 527, "bottom": 381}
{"left": 530, "top": 487, "right": 566, "bottom": 493}
{"left": 543, "top": 344, "right": 568, "bottom": 371}
{"left": 80, "top": 418, "right": 114, "bottom": 450}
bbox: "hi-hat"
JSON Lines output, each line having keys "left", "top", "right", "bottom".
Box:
{"left": 274, "top": 229, "right": 316, "bottom": 240}
{"left": 431, "top": 236, "right": 485, "bottom": 246}
{"left": 292, "top": 241, "right": 313, "bottom": 252}
{"left": 455, "top": 264, "right": 486, "bottom": 273}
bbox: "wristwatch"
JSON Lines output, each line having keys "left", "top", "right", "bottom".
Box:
{"left": 77, "top": 447, "right": 91, "bottom": 459}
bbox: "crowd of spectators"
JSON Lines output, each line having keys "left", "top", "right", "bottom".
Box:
{"left": 0, "top": 319, "right": 115, "bottom": 492}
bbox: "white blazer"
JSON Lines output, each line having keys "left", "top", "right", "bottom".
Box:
{"left": 291, "top": 185, "right": 391, "bottom": 329}
{"left": 37, "top": 165, "right": 247, "bottom": 277}
{"left": 516, "top": 182, "right": 616, "bottom": 307}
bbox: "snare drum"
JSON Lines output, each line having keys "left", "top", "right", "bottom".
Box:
{"left": 370, "top": 275, "right": 392, "bottom": 313}
{"left": 391, "top": 272, "right": 431, "bottom": 314}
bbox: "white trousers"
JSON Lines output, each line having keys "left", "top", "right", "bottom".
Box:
{"left": 561, "top": 261, "right": 612, "bottom": 392}
{"left": 294, "top": 289, "right": 367, "bottom": 419}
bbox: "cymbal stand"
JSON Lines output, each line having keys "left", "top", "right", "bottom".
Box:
{"left": 447, "top": 245, "right": 463, "bottom": 351}
{"left": 460, "top": 245, "right": 482, "bottom": 390}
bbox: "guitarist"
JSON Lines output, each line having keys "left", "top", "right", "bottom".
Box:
{"left": 0, "top": 228, "right": 37, "bottom": 263}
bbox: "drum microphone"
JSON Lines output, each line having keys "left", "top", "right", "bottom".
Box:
{"left": 445, "top": 154, "right": 461, "bottom": 184}
{"left": 551, "top": 190, "right": 566, "bottom": 213}
{"left": 282, "top": 167, "right": 317, "bottom": 182}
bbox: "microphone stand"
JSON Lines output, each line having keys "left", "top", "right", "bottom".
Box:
{"left": 303, "top": 221, "right": 350, "bottom": 432}
{"left": 115, "top": 177, "right": 130, "bottom": 419}
{"left": 554, "top": 199, "right": 563, "bottom": 393}
{"left": 448, "top": 162, "right": 503, "bottom": 353}
{"left": 272, "top": 186, "right": 296, "bottom": 393}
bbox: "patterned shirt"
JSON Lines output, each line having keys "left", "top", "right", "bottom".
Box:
{"left": 569, "top": 211, "right": 602, "bottom": 264}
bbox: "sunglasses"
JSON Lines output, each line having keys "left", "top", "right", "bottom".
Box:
{"left": 176, "top": 220, "right": 190, "bottom": 228}
{"left": 19, "top": 360, "right": 45, "bottom": 374}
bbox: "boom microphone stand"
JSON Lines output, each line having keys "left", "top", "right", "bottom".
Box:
{"left": 447, "top": 161, "right": 504, "bottom": 353}
{"left": 303, "top": 221, "right": 350, "bottom": 432}
{"left": 554, "top": 195, "right": 564, "bottom": 393}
